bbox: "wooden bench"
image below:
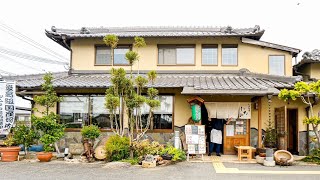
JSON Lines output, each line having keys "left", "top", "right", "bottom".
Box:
{"left": 234, "top": 146, "right": 256, "bottom": 161}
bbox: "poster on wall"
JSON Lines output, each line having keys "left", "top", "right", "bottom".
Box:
{"left": 0, "top": 81, "right": 16, "bottom": 135}
{"left": 239, "top": 103, "right": 251, "bottom": 119}
{"left": 185, "top": 125, "right": 206, "bottom": 154}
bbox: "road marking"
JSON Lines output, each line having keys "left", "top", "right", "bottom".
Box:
{"left": 211, "top": 156, "right": 320, "bottom": 174}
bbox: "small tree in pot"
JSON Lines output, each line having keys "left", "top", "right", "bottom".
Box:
{"left": 0, "top": 135, "right": 21, "bottom": 162}
{"left": 12, "top": 124, "right": 39, "bottom": 159}
{"left": 32, "top": 73, "right": 65, "bottom": 162}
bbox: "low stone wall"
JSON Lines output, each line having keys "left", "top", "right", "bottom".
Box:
{"left": 57, "top": 130, "right": 176, "bottom": 152}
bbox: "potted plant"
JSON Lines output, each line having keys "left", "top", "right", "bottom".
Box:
{"left": 80, "top": 125, "right": 101, "bottom": 161}
{"left": 0, "top": 135, "right": 21, "bottom": 162}
{"left": 263, "top": 117, "right": 277, "bottom": 148}
{"left": 12, "top": 124, "right": 39, "bottom": 159}
{"left": 31, "top": 73, "right": 65, "bottom": 162}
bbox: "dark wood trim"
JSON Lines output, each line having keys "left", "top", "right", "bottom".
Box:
{"left": 221, "top": 44, "right": 238, "bottom": 66}
{"left": 268, "top": 55, "right": 286, "bottom": 76}
{"left": 201, "top": 44, "right": 218, "bottom": 66}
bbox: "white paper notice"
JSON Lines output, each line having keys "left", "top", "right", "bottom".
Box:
{"left": 226, "top": 125, "right": 234, "bottom": 136}
{"left": 191, "top": 135, "right": 199, "bottom": 144}
{"left": 188, "top": 144, "right": 196, "bottom": 154}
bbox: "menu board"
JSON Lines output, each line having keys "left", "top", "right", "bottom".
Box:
{"left": 185, "top": 125, "right": 206, "bottom": 154}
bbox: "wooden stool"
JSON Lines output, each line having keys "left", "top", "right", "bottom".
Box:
{"left": 237, "top": 146, "right": 253, "bottom": 161}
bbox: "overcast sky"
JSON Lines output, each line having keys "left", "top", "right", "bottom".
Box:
{"left": 0, "top": 0, "right": 319, "bottom": 106}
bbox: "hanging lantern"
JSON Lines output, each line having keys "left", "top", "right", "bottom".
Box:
{"left": 191, "top": 104, "right": 201, "bottom": 122}
{"left": 187, "top": 96, "right": 205, "bottom": 123}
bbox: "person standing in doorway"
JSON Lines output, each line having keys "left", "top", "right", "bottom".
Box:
{"left": 208, "top": 118, "right": 232, "bottom": 156}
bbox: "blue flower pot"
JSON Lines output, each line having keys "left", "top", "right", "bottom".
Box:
{"left": 28, "top": 145, "right": 44, "bottom": 152}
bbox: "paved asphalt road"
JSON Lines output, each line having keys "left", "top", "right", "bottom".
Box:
{"left": 0, "top": 161, "right": 320, "bottom": 180}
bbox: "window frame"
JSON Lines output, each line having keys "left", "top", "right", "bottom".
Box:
{"left": 157, "top": 45, "right": 196, "bottom": 66}
{"left": 201, "top": 44, "right": 218, "bottom": 66}
{"left": 221, "top": 44, "right": 238, "bottom": 66}
{"left": 57, "top": 93, "right": 174, "bottom": 133}
{"left": 94, "top": 44, "right": 132, "bottom": 66}
{"left": 268, "top": 55, "right": 286, "bottom": 76}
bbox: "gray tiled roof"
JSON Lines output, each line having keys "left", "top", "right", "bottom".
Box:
{"left": 8, "top": 70, "right": 301, "bottom": 95}
{"left": 46, "top": 25, "right": 264, "bottom": 39}
{"left": 295, "top": 49, "right": 320, "bottom": 68}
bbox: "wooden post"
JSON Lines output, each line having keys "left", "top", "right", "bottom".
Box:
{"left": 258, "top": 97, "right": 262, "bottom": 148}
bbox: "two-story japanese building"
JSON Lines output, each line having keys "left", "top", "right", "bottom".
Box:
{"left": 12, "top": 25, "right": 315, "bottom": 155}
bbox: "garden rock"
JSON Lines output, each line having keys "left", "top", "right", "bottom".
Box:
{"left": 69, "top": 143, "right": 84, "bottom": 155}
{"left": 103, "top": 162, "right": 131, "bottom": 169}
{"left": 142, "top": 160, "right": 156, "bottom": 168}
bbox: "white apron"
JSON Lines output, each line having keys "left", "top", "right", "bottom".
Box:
{"left": 210, "top": 128, "right": 222, "bottom": 144}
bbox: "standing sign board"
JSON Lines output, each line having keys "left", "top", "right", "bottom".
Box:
{"left": 185, "top": 125, "right": 205, "bottom": 161}
{"left": 0, "top": 80, "right": 16, "bottom": 135}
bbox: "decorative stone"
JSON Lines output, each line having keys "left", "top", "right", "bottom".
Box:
{"left": 265, "top": 148, "right": 274, "bottom": 161}
{"left": 263, "top": 160, "right": 275, "bottom": 167}
{"left": 256, "top": 155, "right": 265, "bottom": 164}
{"left": 142, "top": 160, "right": 156, "bottom": 168}
{"left": 69, "top": 143, "right": 84, "bottom": 155}
{"left": 94, "top": 145, "right": 106, "bottom": 160}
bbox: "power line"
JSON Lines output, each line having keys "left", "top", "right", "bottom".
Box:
{"left": 0, "top": 53, "right": 46, "bottom": 73}
{"left": 0, "top": 21, "right": 69, "bottom": 63}
{"left": 0, "top": 46, "right": 69, "bottom": 65}
{"left": 0, "top": 68, "right": 16, "bottom": 76}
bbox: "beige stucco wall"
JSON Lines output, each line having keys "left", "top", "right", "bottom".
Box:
{"left": 310, "top": 63, "right": 320, "bottom": 80}
{"left": 33, "top": 101, "right": 57, "bottom": 117}
{"left": 71, "top": 37, "right": 293, "bottom": 76}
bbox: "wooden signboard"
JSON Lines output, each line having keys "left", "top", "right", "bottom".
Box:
{"left": 185, "top": 125, "right": 205, "bottom": 161}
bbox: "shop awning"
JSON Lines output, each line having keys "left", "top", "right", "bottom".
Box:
{"left": 181, "top": 87, "right": 280, "bottom": 96}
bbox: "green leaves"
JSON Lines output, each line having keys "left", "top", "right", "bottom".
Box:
{"left": 160, "top": 144, "right": 186, "bottom": 161}
{"left": 135, "top": 76, "right": 148, "bottom": 89}
{"left": 147, "top": 71, "right": 157, "bottom": 85}
{"left": 133, "top": 36, "right": 146, "bottom": 49}
{"left": 34, "top": 73, "right": 62, "bottom": 115}
{"left": 105, "top": 94, "right": 120, "bottom": 111}
{"left": 278, "top": 88, "right": 300, "bottom": 101}
{"left": 304, "top": 116, "right": 320, "bottom": 125}
{"left": 125, "top": 51, "right": 139, "bottom": 66}
{"left": 81, "top": 125, "right": 101, "bottom": 140}
{"left": 103, "top": 34, "right": 119, "bottom": 49}
{"left": 13, "top": 125, "right": 39, "bottom": 149}
{"left": 294, "top": 81, "right": 310, "bottom": 94}
{"left": 147, "top": 88, "right": 158, "bottom": 99}
{"left": 105, "top": 135, "right": 130, "bottom": 161}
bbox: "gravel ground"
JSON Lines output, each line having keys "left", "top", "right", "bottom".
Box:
{"left": 0, "top": 160, "right": 320, "bottom": 180}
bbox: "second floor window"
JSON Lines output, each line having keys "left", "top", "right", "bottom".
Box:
{"left": 202, "top": 45, "right": 218, "bottom": 65}
{"left": 222, "top": 44, "right": 238, "bottom": 65}
{"left": 269, "top": 55, "right": 285, "bottom": 76}
{"left": 158, "top": 45, "right": 195, "bottom": 65}
{"left": 95, "top": 45, "right": 130, "bottom": 65}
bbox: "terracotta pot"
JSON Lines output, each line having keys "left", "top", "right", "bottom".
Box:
{"left": 37, "top": 152, "right": 53, "bottom": 162}
{"left": 0, "top": 146, "right": 21, "bottom": 162}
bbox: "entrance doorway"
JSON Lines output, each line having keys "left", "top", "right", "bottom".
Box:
{"left": 274, "top": 107, "right": 299, "bottom": 154}
{"left": 287, "top": 109, "right": 298, "bottom": 154}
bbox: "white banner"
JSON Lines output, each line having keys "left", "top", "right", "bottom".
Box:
{"left": 0, "top": 81, "right": 16, "bottom": 135}
{"left": 0, "top": 81, "right": 5, "bottom": 131}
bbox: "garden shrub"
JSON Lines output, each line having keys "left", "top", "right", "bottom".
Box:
{"left": 302, "top": 148, "right": 320, "bottom": 164}
{"left": 81, "top": 125, "right": 101, "bottom": 140}
{"left": 105, "top": 135, "right": 130, "bottom": 161}
{"left": 133, "top": 139, "right": 164, "bottom": 157}
{"left": 161, "top": 144, "right": 186, "bottom": 161}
